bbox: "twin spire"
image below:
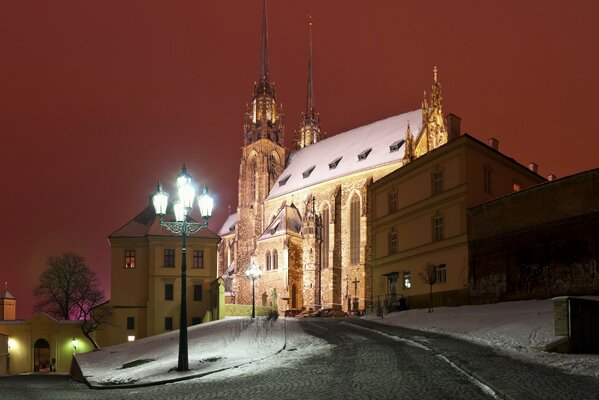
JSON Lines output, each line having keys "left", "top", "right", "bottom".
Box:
{"left": 298, "top": 18, "right": 321, "bottom": 149}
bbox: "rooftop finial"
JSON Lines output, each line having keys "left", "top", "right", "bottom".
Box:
{"left": 433, "top": 66, "right": 438, "bottom": 83}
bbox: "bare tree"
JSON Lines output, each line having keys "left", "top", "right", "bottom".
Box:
{"left": 34, "top": 252, "right": 111, "bottom": 349}
{"left": 419, "top": 262, "right": 436, "bottom": 313}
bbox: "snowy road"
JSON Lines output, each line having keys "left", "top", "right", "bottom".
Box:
{"left": 1, "top": 318, "right": 598, "bottom": 399}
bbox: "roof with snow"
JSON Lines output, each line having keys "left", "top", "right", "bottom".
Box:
{"left": 109, "top": 204, "right": 220, "bottom": 240}
{"left": 266, "top": 110, "right": 421, "bottom": 200}
{"left": 258, "top": 204, "right": 302, "bottom": 241}
{"left": 218, "top": 213, "right": 238, "bottom": 236}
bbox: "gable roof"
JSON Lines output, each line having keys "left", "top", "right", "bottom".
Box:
{"left": 0, "top": 288, "right": 15, "bottom": 300}
{"left": 257, "top": 204, "right": 302, "bottom": 241}
{"left": 218, "top": 213, "right": 238, "bottom": 236}
{"left": 266, "top": 110, "right": 421, "bottom": 200}
{"left": 109, "top": 204, "right": 220, "bottom": 240}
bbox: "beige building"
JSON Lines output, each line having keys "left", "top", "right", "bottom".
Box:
{"left": 0, "top": 288, "right": 93, "bottom": 375}
{"left": 218, "top": 2, "right": 452, "bottom": 313}
{"left": 369, "top": 133, "right": 545, "bottom": 311}
{"left": 100, "top": 202, "right": 220, "bottom": 347}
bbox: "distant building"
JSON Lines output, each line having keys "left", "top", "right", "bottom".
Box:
{"left": 100, "top": 202, "right": 220, "bottom": 347}
{"left": 218, "top": 1, "right": 451, "bottom": 312}
{"left": 0, "top": 286, "right": 92, "bottom": 375}
{"left": 368, "top": 133, "right": 545, "bottom": 311}
{"left": 468, "top": 168, "right": 599, "bottom": 302}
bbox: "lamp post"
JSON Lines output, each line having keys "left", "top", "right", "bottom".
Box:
{"left": 71, "top": 337, "right": 78, "bottom": 354}
{"left": 245, "top": 262, "right": 262, "bottom": 319}
{"left": 152, "top": 164, "right": 214, "bottom": 372}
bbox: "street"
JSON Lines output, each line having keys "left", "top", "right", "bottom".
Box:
{"left": 1, "top": 318, "right": 597, "bottom": 400}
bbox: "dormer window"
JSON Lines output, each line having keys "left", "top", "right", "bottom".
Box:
{"left": 329, "top": 157, "right": 342, "bottom": 170}
{"left": 358, "top": 148, "right": 372, "bottom": 161}
{"left": 270, "top": 220, "right": 280, "bottom": 235}
{"left": 279, "top": 175, "right": 291, "bottom": 186}
{"left": 389, "top": 139, "right": 405, "bottom": 153}
{"left": 303, "top": 166, "right": 315, "bottom": 179}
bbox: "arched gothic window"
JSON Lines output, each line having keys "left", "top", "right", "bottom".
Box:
{"left": 250, "top": 159, "right": 257, "bottom": 202}
{"left": 272, "top": 249, "right": 278, "bottom": 270}
{"left": 265, "top": 251, "right": 271, "bottom": 271}
{"left": 350, "top": 194, "right": 360, "bottom": 265}
{"left": 322, "top": 206, "right": 329, "bottom": 268}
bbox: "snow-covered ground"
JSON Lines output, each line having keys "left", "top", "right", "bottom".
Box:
{"left": 76, "top": 317, "right": 331, "bottom": 387}
{"left": 76, "top": 300, "right": 598, "bottom": 387}
{"left": 364, "top": 299, "right": 599, "bottom": 377}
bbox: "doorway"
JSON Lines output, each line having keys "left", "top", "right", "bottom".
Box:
{"left": 33, "top": 338, "right": 50, "bottom": 373}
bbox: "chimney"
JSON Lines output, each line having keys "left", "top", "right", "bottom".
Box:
{"left": 547, "top": 173, "right": 557, "bottom": 181}
{"left": 488, "top": 137, "right": 499, "bottom": 150}
{"left": 528, "top": 162, "right": 538, "bottom": 173}
{"left": 446, "top": 113, "right": 461, "bottom": 141}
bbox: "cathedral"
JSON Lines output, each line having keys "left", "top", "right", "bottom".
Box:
{"left": 217, "top": 1, "right": 449, "bottom": 312}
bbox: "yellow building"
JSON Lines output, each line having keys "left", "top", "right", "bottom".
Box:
{"left": 0, "top": 288, "right": 93, "bottom": 375}
{"left": 100, "top": 202, "right": 220, "bottom": 347}
{"left": 369, "top": 132, "right": 545, "bottom": 311}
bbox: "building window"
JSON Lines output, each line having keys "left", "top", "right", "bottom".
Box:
{"left": 435, "top": 264, "right": 447, "bottom": 283}
{"left": 266, "top": 251, "right": 271, "bottom": 271}
{"left": 193, "top": 250, "right": 204, "bottom": 269}
{"left": 388, "top": 228, "right": 398, "bottom": 255}
{"left": 432, "top": 213, "right": 444, "bottom": 242}
{"left": 272, "top": 249, "right": 278, "bottom": 270}
{"left": 484, "top": 168, "right": 493, "bottom": 194}
{"left": 164, "top": 317, "right": 173, "bottom": 331}
{"left": 350, "top": 194, "right": 361, "bottom": 265}
{"left": 165, "top": 283, "right": 174, "bottom": 301}
{"left": 124, "top": 250, "right": 136, "bottom": 269}
{"left": 513, "top": 181, "right": 521, "bottom": 192}
{"left": 431, "top": 168, "right": 444, "bottom": 196}
{"left": 403, "top": 271, "right": 411, "bottom": 289}
{"left": 164, "top": 249, "right": 175, "bottom": 268}
{"left": 192, "top": 317, "right": 201, "bottom": 325}
{"left": 126, "top": 317, "right": 135, "bottom": 330}
{"left": 322, "top": 206, "right": 329, "bottom": 268}
{"left": 388, "top": 189, "right": 397, "bottom": 214}
{"left": 193, "top": 284, "right": 202, "bottom": 301}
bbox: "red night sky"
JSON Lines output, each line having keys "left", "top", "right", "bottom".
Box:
{"left": 1, "top": 1, "right": 598, "bottom": 319}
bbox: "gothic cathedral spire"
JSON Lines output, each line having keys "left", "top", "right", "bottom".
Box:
{"left": 243, "top": 0, "right": 284, "bottom": 147}
{"left": 414, "top": 66, "right": 448, "bottom": 158}
{"left": 298, "top": 19, "right": 321, "bottom": 149}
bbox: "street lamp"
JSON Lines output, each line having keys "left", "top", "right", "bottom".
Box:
{"left": 72, "top": 337, "right": 78, "bottom": 353}
{"left": 245, "top": 262, "right": 262, "bottom": 319}
{"left": 152, "top": 164, "right": 214, "bottom": 372}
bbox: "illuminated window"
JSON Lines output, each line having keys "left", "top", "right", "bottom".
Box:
{"left": 350, "top": 194, "right": 361, "bottom": 264}
{"left": 272, "top": 250, "right": 278, "bottom": 270}
{"left": 164, "top": 317, "right": 173, "bottom": 331}
{"left": 432, "top": 213, "right": 444, "bottom": 242}
{"left": 403, "top": 271, "right": 411, "bottom": 289}
{"left": 165, "top": 284, "right": 174, "bottom": 301}
{"left": 193, "top": 250, "right": 204, "bottom": 269}
{"left": 266, "top": 251, "right": 271, "bottom": 271}
{"left": 127, "top": 336, "right": 135, "bottom": 342}
{"left": 193, "top": 284, "right": 202, "bottom": 301}
{"left": 435, "top": 264, "right": 447, "bottom": 283}
{"left": 388, "top": 189, "right": 397, "bottom": 213}
{"left": 164, "top": 249, "right": 175, "bottom": 268}
{"left": 431, "top": 168, "right": 443, "bottom": 196}
{"left": 126, "top": 317, "right": 135, "bottom": 330}
{"left": 124, "top": 250, "right": 136, "bottom": 269}
{"left": 513, "top": 181, "right": 521, "bottom": 192}
{"left": 388, "top": 228, "right": 398, "bottom": 255}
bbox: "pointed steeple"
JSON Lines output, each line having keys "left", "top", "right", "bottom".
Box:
{"left": 259, "top": 0, "right": 269, "bottom": 83}
{"left": 414, "top": 66, "right": 448, "bottom": 158}
{"left": 243, "top": 0, "right": 283, "bottom": 146}
{"left": 298, "top": 18, "right": 321, "bottom": 149}
{"left": 403, "top": 122, "right": 415, "bottom": 163}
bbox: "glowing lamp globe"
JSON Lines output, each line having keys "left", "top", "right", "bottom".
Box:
{"left": 198, "top": 186, "right": 214, "bottom": 219}
{"left": 152, "top": 182, "right": 169, "bottom": 216}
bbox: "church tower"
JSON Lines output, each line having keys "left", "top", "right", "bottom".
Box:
{"left": 235, "top": 0, "right": 286, "bottom": 303}
{"left": 298, "top": 20, "right": 321, "bottom": 149}
{"left": 0, "top": 283, "right": 16, "bottom": 321}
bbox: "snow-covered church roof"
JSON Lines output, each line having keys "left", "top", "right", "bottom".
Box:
{"left": 266, "top": 110, "right": 421, "bottom": 200}
{"left": 218, "top": 212, "right": 238, "bottom": 236}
